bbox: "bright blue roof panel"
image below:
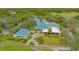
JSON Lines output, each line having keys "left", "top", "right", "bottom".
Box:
{"left": 48, "top": 22, "right": 58, "bottom": 27}
{"left": 35, "top": 22, "right": 58, "bottom": 30}
{"left": 35, "top": 22, "right": 48, "bottom": 29}
{"left": 14, "top": 29, "right": 30, "bottom": 37}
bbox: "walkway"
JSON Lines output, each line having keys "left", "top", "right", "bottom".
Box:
{"left": 25, "top": 31, "right": 42, "bottom": 45}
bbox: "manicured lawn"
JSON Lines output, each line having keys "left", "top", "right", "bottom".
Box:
{"left": 0, "top": 35, "right": 25, "bottom": 44}
{"left": 0, "top": 46, "right": 33, "bottom": 51}
{"left": 0, "top": 39, "right": 17, "bottom": 44}
{"left": 0, "top": 36, "right": 33, "bottom": 51}
{"left": 43, "top": 35, "right": 68, "bottom": 46}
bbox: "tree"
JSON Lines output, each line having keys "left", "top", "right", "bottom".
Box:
{"left": 21, "top": 17, "right": 36, "bottom": 29}
{"left": 36, "top": 37, "right": 44, "bottom": 44}
{"left": 0, "top": 27, "right": 3, "bottom": 33}
{"left": 73, "top": 15, "right": 79, "bottom": 20}
{"left": 53, "top": 15, "right": 65, "bottom": 23}
{"left": 61, "top": 19, "right": 79, "bottom": 50}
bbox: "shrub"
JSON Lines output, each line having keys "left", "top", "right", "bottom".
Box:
{"left": 36, "top": 37, "right": 44, "bottom": 44}
{"left": 6, "top": 36, "right": 14, "bottom": 40}
{"left": 29, "top": 42, "right": 35, "bottom": 45}
{"left": 19, "top": 39, "right": 25, "bottom": 43}
{"left": 0, "top": 27, "right": 3, "bottom": 33}
{"left": 74, "top": 15, "right": 79, "bottom": 20}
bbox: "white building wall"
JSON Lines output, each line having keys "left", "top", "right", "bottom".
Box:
{"left": 42, "top": 29, "right": 48, "bottom": 33}
{"left": 51, "top": 27, "right": 61, "bottom": 33}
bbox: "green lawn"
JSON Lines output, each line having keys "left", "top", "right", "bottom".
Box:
{"left": 0, "top": 39, "right": 16, "bottom": 44}
{"left": 0, "top": 46, "right": 33, "bottom": 51}
{"left": 43, "top": 35, "right": 68, "bottom": 46}
{"left": 0, "top": 35, "right": 25, "bottom": 44}
{"left": 0, "top": 36, "right": 33, "bottom": 51}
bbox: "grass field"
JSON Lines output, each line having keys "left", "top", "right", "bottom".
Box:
{"left": 0, "top": 38, "right": 21, "bottom": 45}
{"left": 0, "top": 35, "right": 25, "bottom": 44}
{"left": 0, "top": 46, "right": 33, "bottom": 51}
{"left": 0, "top": 36, "right": 33, "bottom": 51}
{"left": 43, "top": 35, "right": 68, "bottom": 46}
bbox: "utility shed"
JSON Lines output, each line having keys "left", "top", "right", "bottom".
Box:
{"left": 13, "top": 29, "right": 30, "bottom": 38}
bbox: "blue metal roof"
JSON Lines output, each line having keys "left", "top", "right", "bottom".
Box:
{"left": 48, "top": 22, "right": 58, "bottom": 28}
{"left": 35, "top": 22, "right": 58, "bottom": 30}
{"left": 14, "top": 29, "right": 30, "bottom": 37}
{"left": 35, "top": 22, "right": 48, "bottom": 29}
{"left": 33, "top": 16, "right": 59, "bottom": 30}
